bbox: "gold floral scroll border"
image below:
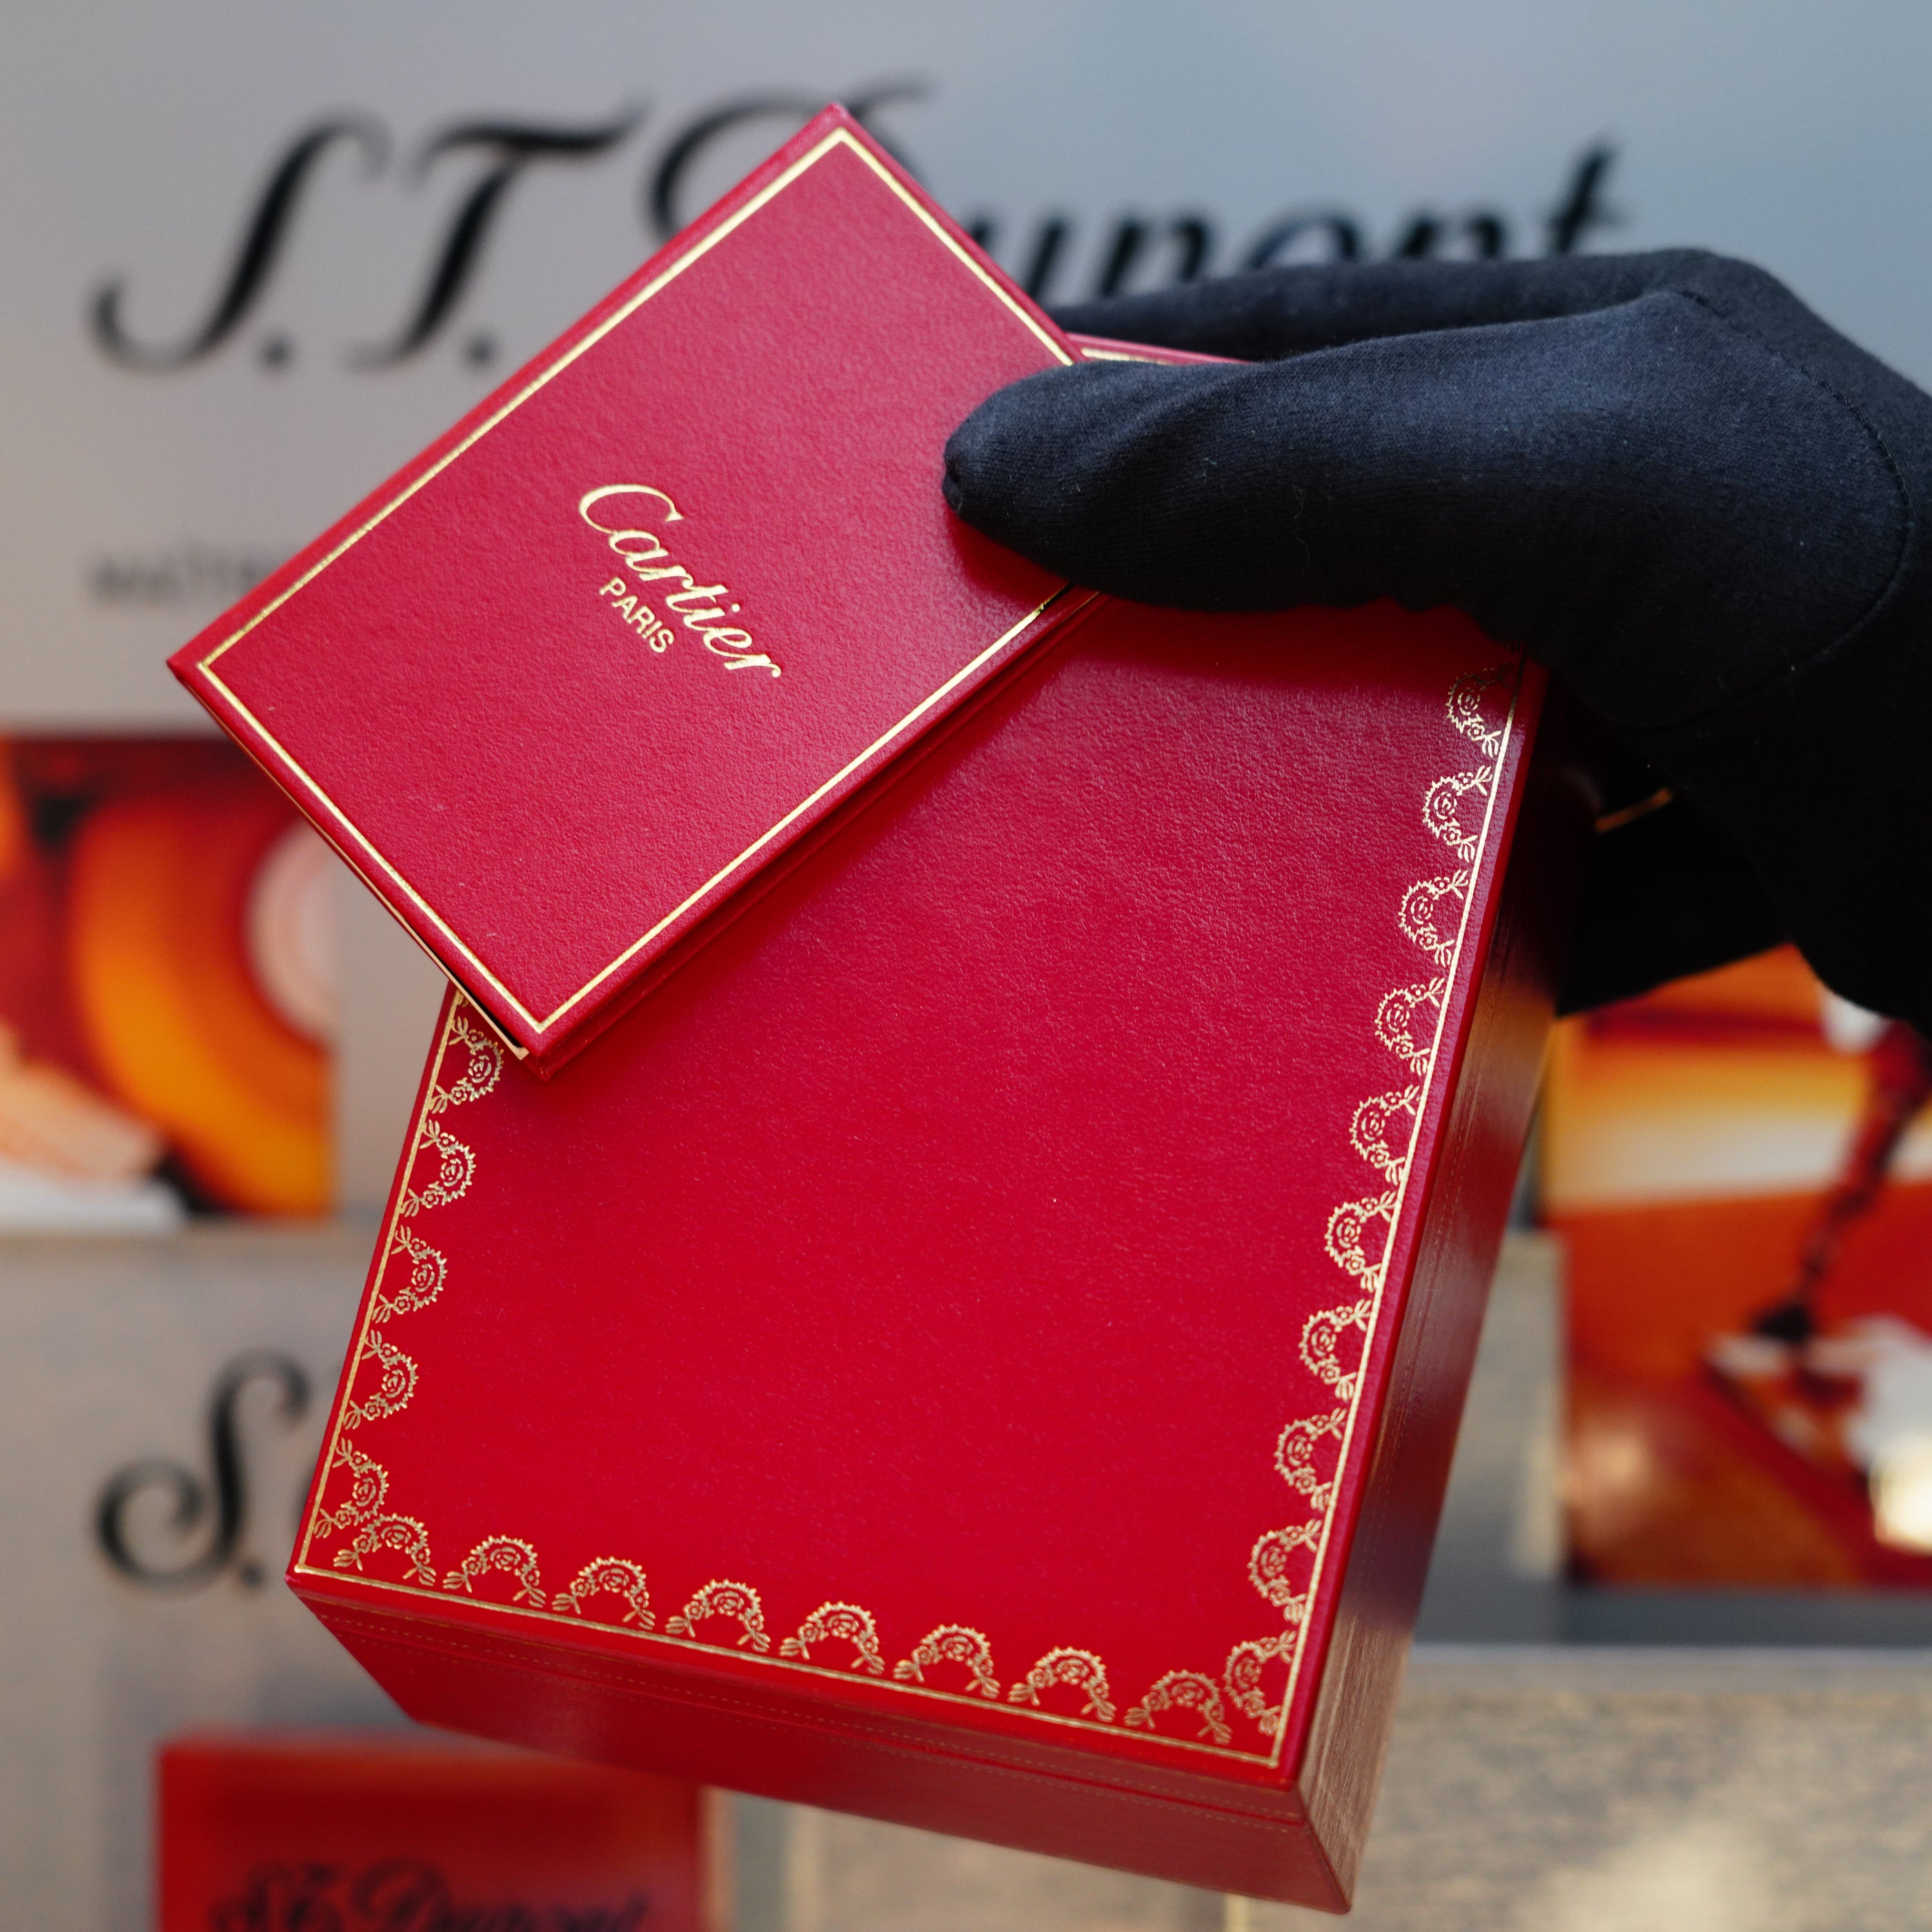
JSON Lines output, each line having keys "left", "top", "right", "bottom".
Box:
{"left": 294, "top": 660, "right": 1520, "bottom": 1768}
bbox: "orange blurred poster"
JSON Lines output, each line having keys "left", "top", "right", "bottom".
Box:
{"left": 1546, "top": 947, "right": 1932, "bottom": 1586}
{"left": 0, "top": 736, "right": 331, "bottom": 1225}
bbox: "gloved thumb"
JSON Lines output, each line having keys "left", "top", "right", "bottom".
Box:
{"left": 942, "top": 301, "right": 1901, "bottom": 736}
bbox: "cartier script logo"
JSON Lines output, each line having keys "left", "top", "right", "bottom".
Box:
{"left": 580, "top": 484, "right": 780, "bottom": 678}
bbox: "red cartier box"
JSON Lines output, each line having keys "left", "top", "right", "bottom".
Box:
{"left": 156, "top": 1733, "right": 716, "bottom": 1932}
{"left": 288, "top": 566, "right": 1589, "bottom": 1909}
{"left": 169, "top": 106, "right": 1089, "bottom": 1073}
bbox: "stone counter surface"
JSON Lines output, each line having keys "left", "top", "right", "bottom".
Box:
{"left": 742, "top": 1647, "right": 1932, "bottom": 1932}
{"left": 1319, "top": 1646, "right": 1932, "bottom": 1929}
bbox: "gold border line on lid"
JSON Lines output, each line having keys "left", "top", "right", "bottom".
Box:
{"left": 195, "top": 125, "right": 1075, "bottom": 1042}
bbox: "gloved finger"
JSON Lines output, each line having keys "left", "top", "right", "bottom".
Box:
{"left": 1052, "top": 251, "right": 1738, "bottom": 363}
{"left": 944, "top": 301, "right": 1904, "bottom": 734}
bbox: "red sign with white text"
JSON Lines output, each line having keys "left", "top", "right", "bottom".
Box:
{"left": 157, "top": 1733, "right": 711, "bottom": 1932}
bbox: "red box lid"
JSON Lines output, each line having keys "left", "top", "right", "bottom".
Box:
{"left": 157, "top": 1733, "right": 712, "bottom": 1932}
{"left": 169, "top": 106, "right": 1082, "bottom": 1070}
{"left": 288, "top": 582, "right": 1566, "bottom": 1904}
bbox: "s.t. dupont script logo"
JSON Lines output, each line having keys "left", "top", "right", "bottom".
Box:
{"left": 580, "top": 484, "right": 780, "bottom": 678}
{"left": 209, "top": 1857, "right": 647, "bottom": 1932}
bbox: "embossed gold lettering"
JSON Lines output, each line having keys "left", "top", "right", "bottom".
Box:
{"left": 578, "top": 484, "right": 779, "bottom": 677}
{"left": 580, "top": 482, "right": 683, "bottom": 528}
{"left": 662, "top": 582, "right": 733, "bottom": 616}
{"left": 598, "top": 573, "right": 673, "bottom": 654}
{"left": 697, "top": 627, "right": 767, "bottom": 669}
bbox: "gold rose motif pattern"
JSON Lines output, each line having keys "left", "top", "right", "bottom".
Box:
{"left": 667, "top": 1579, "right": 771, "bottom": 1651}
{"left": 893, "top": 1626, "right": 1001, "bottom": 1699}
{"left": 553, "top": 1558, "right": 656, "bottom": 1628}
{"left": 1126, "top": 1670, "right": 1232, "bottom": 1746}
{"left": 782, "top": 1601, "right": 887, "bottom": 1674}
{"left": 1219, "top": 664, "right": 1515, "bottom": 1744}
{"left": 371, "top": 1228, "right": 446, "bottom": 1321}
{"left": 340, "top": 1331, "right": 418, "bottom": 1429}
{"left": 443, "top": 1535, "right": 545, "bottom": 1606}
{"left": 334, "top": 1510, "right": 435, "bottom": 1587}
{"left": 315, "top": 1015, "right": 501, "bottom": 1590}
{"left": 1223, "top": 1636, "right": 1290, "bottom": 1737}
{"left": 1009, "top": 1648, "right": 1116, "bottom": 1722}
{"left": 297, "top": 664, "right": 1518, "bottom": 1767}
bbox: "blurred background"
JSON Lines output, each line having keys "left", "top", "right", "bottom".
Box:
{"left": 4, "top": 3, "right": 1930, "bottom": 1926}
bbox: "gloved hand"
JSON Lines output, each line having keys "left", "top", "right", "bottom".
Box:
{"left": 942, "top": 253, "right": 1932, "bottom": 1028}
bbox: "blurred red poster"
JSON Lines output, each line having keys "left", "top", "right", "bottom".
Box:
{"left": 157, "top": 1733, "right": 715, "bottom": 1932}
{"left": 1546, "top": 946, "right": 1932, "bottom": 1584}
{"left": 0, "top": 736, "right": 331, "bottom": 1222}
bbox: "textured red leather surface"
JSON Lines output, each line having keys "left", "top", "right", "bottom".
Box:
{"left": 168, "top": 106, "right": 1081, "bottom": 1070}
{"left": 289, "top": 585, "right": 1575, "bottom": 1907}
{"left": 157, "top": 1733, "right": 709, "bottom": 1932}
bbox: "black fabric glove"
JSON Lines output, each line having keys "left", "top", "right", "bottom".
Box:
{"left": 942, "top": 253, "right": 1932, "bottom": 1027}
